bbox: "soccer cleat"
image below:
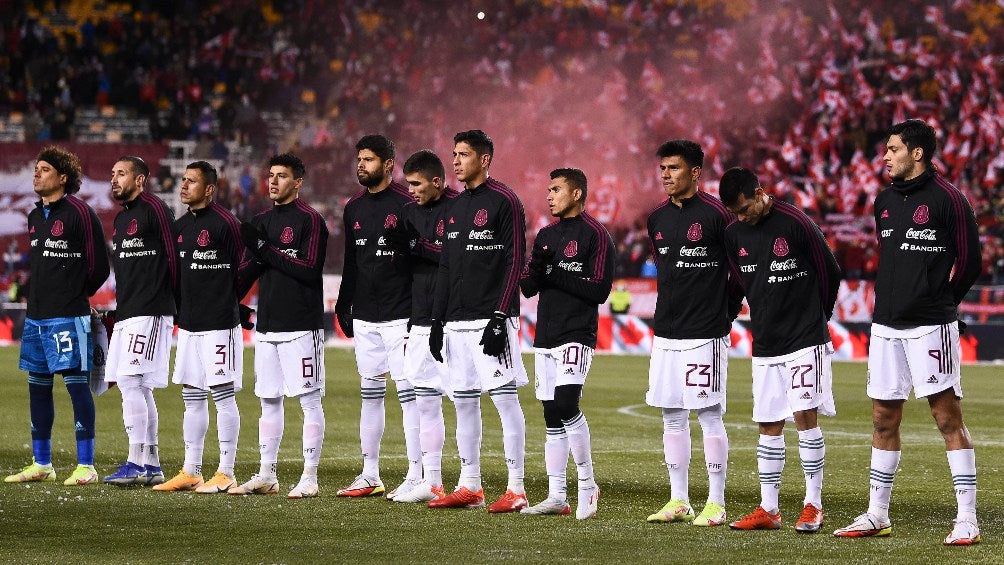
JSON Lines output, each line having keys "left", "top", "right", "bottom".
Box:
{"left": 151, "top": 470, "right": 204, "bottom": 491}
{"left": 144, "top": 465, "right": 165, "bottom": 486}
{"left": 520, "top": 497, "right": 571, "bottom": 516}
{"left": 943, "top": 519, "right": 980, "bottom": 546}
{"left": 4, "top": 460, "right": 56, "bottom": 483}
{"left": 488, "top": 489, "right": 529, "bottom": 513}
{"left": 228, "top": 474, "right": 280, "bottom": 495}
{"left": 729, "top": 506, "right": 782, "bottom": 530}
{"left": 386, "top": 477, "right": 422, "bottom": 501}
{"left": 394, "top": 480, "right": 444, "bottom": 503}
{"left": 336, "top": 474, "right": 385, "bottom": 497}
{"left": 195, "top": 471, "right": 237, "bottom": 494}
{"left": 693, "top": 502, "right": 727, "bottom": 527}
{"left": 647, "top": 499, "right": 695, "bottom": 523}
{"left": 287, "top": 476, "right": 319, "bottom": 499}
{"left": 103, "top": 462, "right": 146, "bottom": 485}
{"left": 428, "top": 486, "right": 485, "bottom": 509}
{"left": 63, "top": 464, "right": 99, "bottom": 486}
{"left": 576, "top": 485, "right": 599, "bottom": 520}
{"left": 794, "top": 503, "right": 824, "bottom": 533}
{"left": 833, "top": 512, "right": 892, "bottom": 538}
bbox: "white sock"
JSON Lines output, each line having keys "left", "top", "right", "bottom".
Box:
{"left": 360, "top": 377, "right": 386, "bottom": 479}
{"left": 453, "top": 391, "right": 482, "bottom": 491}
{"left": 182, "top": 388, "right": 209, "bottom": 476}
{"left": 867, "top": 447, "right": 900, "bottom": 521}
{"left": 118, "top": 376, "right": 147, "bottom": 464}
{"left": 259, "top": 397, "right": 284, "bottom": 479}
{"left": 490, "top": 383, "right": 525, "bottom": 494}
{"left": 212, "top": 385, "right": 240, "bottom": 477}
{"left": 662, "top": 408, "right": 691, "bottom": 503}
{"left": 563, "top": 412, "right": 594, "bottom": 487}
{"left": 398, "top": 384, "right": 422, "bottom": 481}
{"left": 697, "top": 405, "right": 728, "bottom": 506}
{"left": 142, "top": 386, "right": 161, "bottom": 468}
{"left": 544, "top": 427, "right": 569, "bottom": 501}
{"left": 300, "top": 390, "right": 324, "bottom": 474}
{"left": 757, "top": 434, "right": 784, "bottom": 513}
{"left": 798, "top": 427, "right": 825, "bottom": 508}
{"left": 947, "top": 448, "right": 977, "bottom": 522}
{"left": 416, "top": 389, "right": 445, "bottom": 487}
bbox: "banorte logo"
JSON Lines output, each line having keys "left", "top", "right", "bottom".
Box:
{"left": 564, "top": 240, "right": 578, "bottom": 258}
{"left": 126, "top": 218, "right": 139, "bottom": 235}
{"left": 686, "top": 222, "right": 702, "bottom": 242}
{"left": 474, "top": 208, "right": 488, "bottom": 227}
{"left": 772, "top": 237, "right": 789, "bottom": 257}
{"left": 51, "top": 220, "right": 64, "bottom": 237}
{"left": 913, "top": 204, "right": 930, "bottom": 225}
{"left": 436, "top": 219, "right": 445, "bottom": 237}
{"left": 196, "top": 229, "right": 210, "bottom": 247}
{"left": 384, "top": 214, "right": 398, "bottom": 229}
{"left": 280, "top": 226, "right": 294, "bottom": 244}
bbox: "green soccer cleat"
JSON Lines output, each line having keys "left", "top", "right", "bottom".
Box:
{"left": 4, "top": 460, "right": 56, "bottom": 483}
{"left": 647, "top": 499, "right": 695, "bottom": 523}
{"left": 693, "top": 502, "right": 727, "bottom": 527}
{"left": 63, "top": 464, "right": 99, "bottom": 486}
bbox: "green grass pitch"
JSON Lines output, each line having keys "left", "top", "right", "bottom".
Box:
{"left": 0, "top": 347, "right": 1000, "bottom": 563}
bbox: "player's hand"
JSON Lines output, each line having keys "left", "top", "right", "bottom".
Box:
{"left": 430, "top": 319, "right": 444, "bottom": 362}
{"left": 335, "top": 302, "right": 354, "bottom": 338}
{"left": 239, "top": 222, "right": 267, "bottom": 253}
{"left": 384, "top": 226, "right": 412, "bottom": 250}
{"left": 479, "top": 311, "right": 508, "bottom": 356}
{"left": 532, "top": 247, "right": 556, "bottom": 279}
{"left": 239, "top": 304, "right": 255, "bottom": 330}
{"left": 958, "top": 319, "right": 968, "bottom": 335}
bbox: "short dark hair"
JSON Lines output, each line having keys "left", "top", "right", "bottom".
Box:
{"left": 355, "top": 134, "right": 395, "bottom": 161}
{"left": 402, "top": 150, "right": 445, "bottom": 181}
{"left": 37, "top": 146, "right": 82, "bottom": 194}
{"left": 116, "top": 155, "right": 149, "bottom": 179}
{"left": 453, "top": 129, "right": 494, "bottom": 162}
{"left": 268, "top": 152, "right": 306, "bottom": 179}
{"left": 656, "top": 139, "right": 704, "bottom": 169}
{"left": 186, "top": 160, "right": 218, "bottom": 186}
{"left": 550, "top": 167, "right": 588, "bottom": 202}
{"left": 887, "top": 119, "right": 937, "bottom": 166}
{"left": 718, "top": 167, "right": 760, "bottom": 207}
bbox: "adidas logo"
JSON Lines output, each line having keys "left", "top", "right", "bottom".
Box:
{"left": 75, "top": 421, "right": 86, "bottom": 432}
{"left": 354, "top": 221, "right": 361, "bottom": 230}
{"left": 449, "top": 217, "right": 455, "bottom": 224}
{"left": 881, "top": 209, "right": 889, "bottom": 218}
{"left": 130, "top": 359, "right": 141, "bottom": 365}
{"left": 927, "top": 375, "right": 939, "bottom": 383}
{"left": 215, "top": 369, "right": 226, "bottom": 376}
{"left": 655, "top": 232, "right": 663, "bottom": 240}
{"left": 739, "top": 247, "right": 748, "bottom": 257}
{"left": 697, "top": 390, "right": 708, "bottom": 398}
{"left": 493, "top": 370, "right": 503, "bottom": 379}
{"left": 563, "top": 368, "right": 575, "bottom": 375}
{"left": 800, "top": 392, "right": 811, "bottom": 400}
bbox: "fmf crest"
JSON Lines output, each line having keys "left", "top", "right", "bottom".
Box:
{"left": 51, "top": 220, "right": 64, "bottom": 237}
{"left": 384, "top": 214, "right": 398, "bottom": 229}
{"left": 436, "top": 219, "right": 445, "bottom": 237}
{"left": 126, "top": 218, "right": 139, "bottom": 235}
{"left": 197, "top": 229, "right": 210, "bottom": 247}
{"left": 686, "top": 222, "right": 702, "bottom": 242}
{"left": 564, "top": 240, "right": 578, "bottom": 258}
{"left": 280, "top": 226, "right": 294, "bottom": 244}
{"left": 772, "top": 237, "right": 789, "bottom": 257}
{"left": 913, "top": 204, "right": 929, "bottom": 225}
{"left": 474, "top": 208, "right": 488, "bottom": 227}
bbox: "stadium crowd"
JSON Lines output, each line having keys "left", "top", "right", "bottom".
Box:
{"left": 1, "top": 0, "right": 1002, "bottom": 282}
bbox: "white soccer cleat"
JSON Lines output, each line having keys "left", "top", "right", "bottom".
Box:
{"left": 227, "top": 474, "right": 280, "bottom": 495}
{"left": 386, "top": 477, "right": 422, "bottom": 501}
{"left": 394, "top": 480, "right": 442, "bottom": 503}
{"left": 833, "top": 512, "right": 892, "bottom": 538}
{"left": 520, "top": 497, "right": 571, "bottom": 516}
{"left": 287, "top": 476, "right": 319, "bottom": 499}
{"left": 944, "top": 518, "right": 980, "bottom": 546}
{"left": 576, "top": 483, "right": 600, "bottom": 520}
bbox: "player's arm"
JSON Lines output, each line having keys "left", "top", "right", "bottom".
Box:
{"left": 545, "top": 228, "right": 615, "bottom": 305}
{"left": 519, "top": 237, "right": 547, "bottom": 298}
{"left": 153, "top": 197, "right": 179, "bottom": 290}
{"left": 494, "top": 197, "right": 526, "bottom": 314}
{"left": 805, "top": 219, "right": 841, "bottom": 319}
{"left": 335, "top": 211, "right": 357, "bottom": 314}
{"left": 947, "top": 192, "right": 982, "bottom": 304}
{"left": 259, "top": 214, "right": 328, "bottom": 284}
{"left": 84, "top": 205, "right": 111, "bottom": 296}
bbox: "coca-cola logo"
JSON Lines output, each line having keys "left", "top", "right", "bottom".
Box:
{"left": 558, "top": 261, "right": 583, "bottom": 272}
{"left": 474, "top": 208, "right": 488, "bottom": 227}
{"left": 564, "top": 240, "right": 578, "bottom": 258}
{"left": 468, "top": 229, "right": 494, "bottom": 240}
{"left": 679, "top": 246, "right": 707, "bottom": 257}
{"left": 280, "top": 226, "right": 294, "bottom": 244}
{"left": 191, "top": 249, "right": 218, "bottom": 260}
{"left": 770, "top": 258, "right": 798, "bottom": 271}
{"left": 686, "top": 222, "right": 702, "bottom": 242}
{"left": 773, "top": 237, "right": 789, "bottom": 257}
{"left": 913, "top": 204, "right": 930, "bottom": 225}
{"left": 384, "top": 214, "right": 398, "bottom": 229}
{"left": 127, "top": 218, "right": 139, "bottom": 235}
{"left": 44, "top": 239, "right": 68, "bottom": 249}
{"left": 121, "top": 238, "right": 144, "bottom": 248}
{"left": 906, "top": 228, "right": 937, "bottom": 241}
{"left": 51, "top": 220, "right": 64, "bottom": 237}
{"left": 436, "top": 219, "right": 445, "bottom": 237}
{"left": 196, "top": 229, "right": 210, "bottom": 247}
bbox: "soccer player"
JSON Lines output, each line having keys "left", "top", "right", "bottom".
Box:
{"left": 427, "top": 129, "right": 530, "bottom": 513}
{"left": 153, "top": 161, "right": 251, "bottom": 494}
{"left": 101, "top": 156, "right": 176, "bottom": 486}
{"left": 719, "top": 166, "right": 841, "bottom": 533}
{"left": 5, "top": 146, "right": 109, "bottom": 486}
{"left": 519, "top": 168, "right": 613, "bottom": 519}
{"left": 335, "top": 135, "right": 418, "bottom": 498}
{"left": 643, "top": 140, "right": 742, "bottom": 527}
{"left": 227, "top": 153, "right": 328, "bottom": 498}
{"left": 391, "top": 150, "right": 459, "bottom": 503}
{"left": 833, "top": 120, "right": 982, "bottom": 545}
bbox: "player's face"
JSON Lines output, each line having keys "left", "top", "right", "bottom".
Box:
{"left": 405, "top": 171, "right": 442, "bottom": 206}
{"left": 884, "top": 134, "right": 923, "bottom": 181}
{"left": 357, "top": 149, "right": 389, "bottom": 188}
{"left": 453, "top": 141, "right": 489, "bottom": 187}
{"left": 34, "top": 160, "right": 66, "bottom": 200}
{"left": 111, "top": 160, "right": 143, "bottom": 202}
{"left": 180, "top": 168, "right": 214, "bottom": 209}
{"left": 727, "top": 187, "right": 769, "bottom": 226}
{"left": 547, "top": 176, "right": 582, "bottom": 219}
{"left": 659, "top": 155, "right": 700, "bottom": 202}
{"left": 268, "top": 165, "right": 301, "bottom": 205}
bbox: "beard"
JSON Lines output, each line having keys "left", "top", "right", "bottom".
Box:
{"left": 357, "top": 169, "right": 385, "bottom": 188}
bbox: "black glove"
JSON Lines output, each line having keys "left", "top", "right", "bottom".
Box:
{"left": 239, "top": 222, "right": 267, "bottom": 254}
{"left": 532, "top": 247, "right": 556, "bottom": 279}
{"left": 384, "top": 226, "right": 412, "bottom": 250}
{"left": 335, "top": 302, "right": 354, "bottom": 338}
{"left": 429, "top": 319, "right": 444, "bottom": 362}
{"left": 958, "top": 319, "right": 967, "bottom": 335}
{"left": 479, "top": 311, "right": 508, "bottom": 356}
{"left": 239, "top": 304, "right": 255, "bottom": 330}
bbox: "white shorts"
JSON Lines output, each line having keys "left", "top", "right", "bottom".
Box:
{"left": 403, "top": 325, "right": 450, "bottom": 394}
{"left": 646, "top": 336, "right": 729, "bottom": 410}
{"left": 105, "top": 315, "right": 174, "bottom": 389}
{"left": 444, "top": 317, "right": 528, "bottom": 393}
{"left": 172, "top": 326, "right": 243, "bottom": 391}
{"left": 533, "top": 343, "right": 593, "bottom": 401}
{"left": 353, "top": 319, "right": 408, "bottom": 381}
{"left": 751, "top": 343, "right": 835, "bottom": 423}
{"left": 867, "top": 322, "right": 962, "bottom": 400}
{"left": 254, "top": 330, "right": 325, "bottom": 398}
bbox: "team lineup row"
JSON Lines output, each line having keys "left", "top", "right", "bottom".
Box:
{"left": 5, "top": 121, "right": 981, "bottom": 544}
